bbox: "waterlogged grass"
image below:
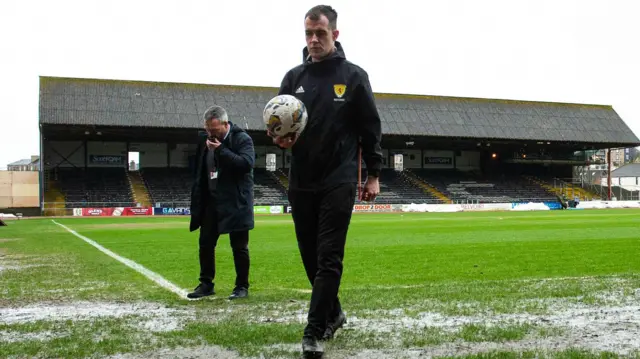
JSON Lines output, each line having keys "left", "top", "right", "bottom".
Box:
{"left": 440, "top": 349, "right": 628, "bottom": 359}
{"left": 159, "top": 321, "right": 303, "bottom": 357}
{"left": 0, "top": 318, "right": 155, "bottom": 358}
{"left": 0, "top": 209, "right": 638, "bottom": 358}
{"left": 400, "top": 322, "right": 556, "bottom": 347}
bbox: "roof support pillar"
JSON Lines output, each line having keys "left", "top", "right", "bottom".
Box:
{"left": 607, "top": 148, "right": 612, "bottom": 200}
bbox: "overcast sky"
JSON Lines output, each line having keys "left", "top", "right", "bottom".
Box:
{"left": 1, "top": 0, "right": 639, "bottom": 169}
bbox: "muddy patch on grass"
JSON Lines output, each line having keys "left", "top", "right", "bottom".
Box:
{"left": 344, "top": 303, "right": 640, "bottom": 356}
{"left": 0, "top": 329, "right": 67, "bottom": 343}
{"left": 0, "top": 301, "right": 195, "bottom": 333}
{"left": 106, "top": 345, "right": 252, "bottom": 359}
{"left": 246, "top": 288, "right": 640, "bottom": 356}
{"left": 0, "top": 252, "right": 47, "bottom": 273}
{"left": 0, "top": 264, "right": 44, "bottom": 272}
{"left": 45, "top": 281, "right": 110, "bottom": 294}
{"left": 323, "top": 339, "right": 640, "bottom": 359}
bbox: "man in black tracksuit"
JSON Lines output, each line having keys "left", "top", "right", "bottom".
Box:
{"left": 271, "top": 5, "right": 383, "bottom": 358}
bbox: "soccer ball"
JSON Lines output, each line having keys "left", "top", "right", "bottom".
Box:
{"left": 263, "top": 94, "right": 308, "bottom": 137}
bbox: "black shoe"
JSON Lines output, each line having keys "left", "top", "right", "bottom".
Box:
{"left": 228, "top": 286, "right": 248, "bottom": 300}
{"left": 187, "top": 283, "right": 215, "bottom": 299}
{"left": 301, "top": 336, "right": 324, "bottom": 359}
{"left": 321, "top": 311, "right": 346, "bottom": 340}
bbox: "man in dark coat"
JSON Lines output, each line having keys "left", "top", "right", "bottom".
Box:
{"left": 188, "top": 105, "right": 255, "bottom": 300}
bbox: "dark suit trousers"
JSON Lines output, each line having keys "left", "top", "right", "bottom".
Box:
{"left": 288, "top": 183, "right": 356, "bottom": 339}
{"left": 198, "top": 197, "right": 250, "bottom": 289}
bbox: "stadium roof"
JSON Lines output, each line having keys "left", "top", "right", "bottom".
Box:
{"left": 8, "top": 158, "right": 40, "bottom": 166}
{"left": 611, "top": 163, "right": 640, "bottom": 178}
{"left": 8, "top": 159, "right": 35, "bottom": 166}
{"left": 39, "top": 76, "right": 640, "bottom": 147}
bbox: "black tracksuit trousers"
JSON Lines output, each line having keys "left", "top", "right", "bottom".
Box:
{"left": 288, "top": 183, "right": 357, "bottom": 339}
{"left": 198, "top": 197, "right": 250, "bottom": 289}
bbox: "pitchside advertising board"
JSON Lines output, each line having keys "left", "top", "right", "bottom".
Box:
{"left": 153, "top": 207, "right": 191, "bottom": 215}
{"left": 282, "top": 204, "right": 397, "bottom": 213}
{"left": 253, "top": 206, "right": 284, "bottom": 214}
{"left": 353, "top": 203, "right": 395, "bottom": 212}
{"left": 73, "top": 200, "right": 594, "bottom": 217}
{"left": 73, "top": 207, "right": 153, "bottom": 216}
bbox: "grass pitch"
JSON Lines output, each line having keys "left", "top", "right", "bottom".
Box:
{"left": 1, "top": 209, "right": 639, "bottom": 358}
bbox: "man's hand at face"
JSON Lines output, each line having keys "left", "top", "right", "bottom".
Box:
{"left": 361, "top": 176, "right": 380, "bottom": 202}
{"left": 206, "top": 137, "right": 221, "bottom": 150}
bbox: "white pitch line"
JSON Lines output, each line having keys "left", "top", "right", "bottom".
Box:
{"left": 52, "top": 220, "right": 191, "bottom": 300}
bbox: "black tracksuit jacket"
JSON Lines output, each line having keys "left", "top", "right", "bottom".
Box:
{"left": 278, "top": 41, "right": 383, "bottom": 192}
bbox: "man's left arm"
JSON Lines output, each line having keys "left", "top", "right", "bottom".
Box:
{"left": 217, "top": 133, "right": 255, "bottom": 173}
{"left": 354, "top": 69, "right": 383, "bottom": 178}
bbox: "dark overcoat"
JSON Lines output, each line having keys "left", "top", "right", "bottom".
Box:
{"left": 189, "top": 123, "right": 255, "bottom": 233}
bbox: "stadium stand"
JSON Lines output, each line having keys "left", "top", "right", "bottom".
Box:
{"left": 253, "top": 168, "right": 288, "bottom": 205}
{"left": 35, "top": 77, "right": 640, "bottom": 214}
{"left": 374, "top": 169, "right": 444, "bottom": 204}
{"left": 140, "top": 168, "right": 193, "bottom": 206}
{"left": 523, "top": 173, "right": 604, "bottom": 202}
{"left": 54, "top": 168, "right": 134, "bottom": 208}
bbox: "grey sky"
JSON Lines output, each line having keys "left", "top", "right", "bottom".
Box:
{"left": 1, "top": 0, "right": 638, "bottom": 168}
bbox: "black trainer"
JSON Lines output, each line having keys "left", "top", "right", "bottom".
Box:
{"left": 187, "top": 283, "right": 215, "bottom": 299}
{"left": 301, "top": 336, "right": 324, "bottom": 359}
{"left": 322, "top": 311, "right": 346, "bottom": 340}
{"left": 228, "top": 286, "right": 249, "bottom": 300}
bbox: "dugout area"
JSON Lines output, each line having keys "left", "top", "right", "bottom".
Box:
{"left": 35, "top": 76, "right": 640, "bottom": 216}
